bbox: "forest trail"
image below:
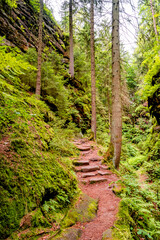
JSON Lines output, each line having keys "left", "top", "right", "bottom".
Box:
{"left": 73, "top": 139, "right": 120, "bottom": 240}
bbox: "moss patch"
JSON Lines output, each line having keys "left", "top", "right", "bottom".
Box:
{"left": 54, "top": 228, "right": 82, "bottom": 240}
{"left": 0, "top": 79, "right": 79, "bottom": 238}
{"left": 61, "top": 193, "right": 98, "bottom": 228}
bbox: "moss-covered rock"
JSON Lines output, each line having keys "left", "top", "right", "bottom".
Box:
{"left": 61, "top": 193, "right": 98, "bottom": 228}
{"left": 54, "top": 228, "right": 82, "bottom": 240}
{"left": 112, "top": 182, "right": 125, "bottom": 196}
{"left": 0, "top": 80, "right": 79, "bottom": 238}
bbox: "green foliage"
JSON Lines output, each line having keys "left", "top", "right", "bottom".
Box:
{"left": 74, "top": 45, "right": 91, "bottom": 87}
{"left": 139, "top": 55, "right": 160, "bottom": 99}
{"left": 0, "top": 37, "right": 36, "bottom": 88}
{"left": 0, "top": 0, "right": 17, "bottom": 7}
{"left": 128, "top": 155, "right": 146, "bottom": 169}
{"left": 31, "top": 209, "right": 51, "bottom": 228}
{"left": 126, "top": 64, "right": 137, "bottom": 91}
{"left": 30, "top": 0, "right": 56, "bottom": 24}
{"left": 21, "top": 47, "right": 91, "bottom": 132}
{"left": 0, "top": 79, "right": 79, "bottom": 238}
{"left": 113, "top": 174, "right": 160, "bottom": 240}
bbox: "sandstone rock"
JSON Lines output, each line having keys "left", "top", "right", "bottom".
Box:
{"left": 82, "top": 172, "right": 97, "bottom": 178}
{"left": 89, "top": 177, "right": 107, "bottom": 184}
{"left": 100, "top": 165, "right": 109, "bottom": 170}
{"left": 62, "top": 194, "right": 98, "bottom": 228}
{"left": 89, "top": 157, "right": 101, "bottom": 161}
{"left": 112, "top": 183, "right": 125, "bottom": 195}
{"left": 54, "top": 228, "right": 82, "bottom": 240}
{"left": 77, "top": 145, "right": 91, "bottom": 151}
{"left": 81, "top": 165, "right": 100, "bottom": 172}
{"left": 98, "top": 170, "right": 111, "bottom": 176}
{"left": 74, "top": 160, "right": 90, "bottom": 166}
{"left": 102, "top": 229, "right": 112, "bottom": 240}
{"left": 0, "top": 0, "right": 68, "bottom": 55}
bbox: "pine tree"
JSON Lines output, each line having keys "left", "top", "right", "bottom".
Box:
{"left": 90, "top": 0, "right": 96, "bottom": 140}
{"left": 111, "top": 0, "right": 122, "bottom": 169}
{"left": 69, "top": 0, "right": 74, "bottom": 78}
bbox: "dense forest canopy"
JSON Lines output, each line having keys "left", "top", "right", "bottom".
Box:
{"left": 0, "top": 0, "right": 159, "bottom": 239}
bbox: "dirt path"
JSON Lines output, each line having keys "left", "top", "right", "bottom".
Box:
{"left": 73, "top": 139, "right": 120, "bottom": 240}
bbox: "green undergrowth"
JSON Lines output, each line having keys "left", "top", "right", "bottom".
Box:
{"left": 0, "top": 37, "right": 91, "bottom": 134}
{"left": 0, "top": 79, "right": 80, "bottom": 239}
{"left": 107, "top": 103, "right": 160, "bottom": 240}
{"left": 112, "top": 128, "right": 160, "bottom": 240}
{"left": 112, "top": 173, "right": 160, "bottom": 240}
{"left": 20, "top": 47, "right": 91, "bottom": 133}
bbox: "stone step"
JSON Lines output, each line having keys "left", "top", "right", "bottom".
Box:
{"left": 77, "top": 145, "right": 91, "bottom": 151}
{"left": 98, "top": 170, "right": 111, "bottom": 176}
{"left": 74, "top": 160, "right": 90, "bottom": 166}
{"left": 89, "top": 157, "right": 101, "bottom": 162}
{"left": 89, "top": 177, "right": 108, "bottom": 184}
{"left": 82, "top": 172, "right": 97, "bottom": 178}
{"left": 81, "top": 165, "right": 100, "bottom": 173}
{"left": 100, "top": 165, "right": 109, "bottom": 170}
{"left": 82, "top": 150, "right": 91, "bottom": 156}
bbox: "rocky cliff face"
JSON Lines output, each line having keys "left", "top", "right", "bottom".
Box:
{"left": 148, "top": 71, "right": 160, "bottom": 125}
{"left": 0, "top": 0, "right": 69, "bottom": 59}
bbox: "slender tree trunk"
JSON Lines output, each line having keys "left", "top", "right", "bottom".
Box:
{"left": 69, "top": 0, "right": 74, "bottom": 78}
{"left": 111, "top": 0, "right": 122, "bottom": 169}
{"left": 90, "top": 0, "right": 96, "bottom": 140}
{"left": 36, "top": 0, "right": 43, "bottom": 96}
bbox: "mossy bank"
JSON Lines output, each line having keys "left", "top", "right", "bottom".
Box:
{"left": 0, "top": 79, "right": 81, "bottom": 239}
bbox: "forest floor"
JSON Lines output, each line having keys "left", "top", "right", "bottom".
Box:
{"left": 73, "top": 139, "right": 120, "bottom": 240}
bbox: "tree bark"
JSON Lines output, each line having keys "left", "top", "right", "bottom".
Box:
{"left": 69, "top": 0, "right": 74, "bottom": 78}
{"left": 111, "top": 0, "right": 122, "bottom": 169}
{"left": 90, "top": 0, "right": 96, "bottom": 140}
{"left": 36, "top": 0, "right": 43, "bottom": 96}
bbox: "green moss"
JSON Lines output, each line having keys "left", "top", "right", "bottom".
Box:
{"left": 112, "top": 182, "right": 126, "bottom": 196}
{"left": 112, "top": 201, "right": 133, "bottom": 240}
{"left": 0, "top": 79, "right": 79, "bottom": 238}
{"left": 61, "top": 194, "right": 98, "bottom": 228}
{"left": 54, "top": 228, "right": 82, "bottom": 240}
{"left": 31, "top": 209, "right": 51, "bottom": 228}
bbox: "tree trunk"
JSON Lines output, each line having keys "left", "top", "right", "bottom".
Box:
{"left": 90, "top": 0, "right": 96, "bottom": 140}
{"left": 36, "top": 0, "right": 43, "bottom": 96}
{"left": 111, "top": 0, "right": 122, "bottom": 169}
{"left": 69, "top": 0, "right": 74, "bottom": 78}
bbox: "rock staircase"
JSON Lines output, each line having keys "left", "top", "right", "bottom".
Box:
{"left": 73, "top": 139, "right": 111, "bottom": 185}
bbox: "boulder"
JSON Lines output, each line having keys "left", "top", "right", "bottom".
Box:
{"left": 54, "top": 228, "right": 82, "bottom": 240}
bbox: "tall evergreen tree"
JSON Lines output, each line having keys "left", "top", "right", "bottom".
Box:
{"left": 69, "top": 0, "right": 74, "bottom": 78}
{"left": 111, "top": 0, "right": 122, "bottom": 169}
{"left": 90, "top": 0, "right": 96, "bottom": 140}
{"left": 36, "top": 0, "right": 43, "bottom": 96}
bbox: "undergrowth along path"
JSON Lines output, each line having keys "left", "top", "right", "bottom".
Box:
{"left": 73, "top": 139, "right": 120, "bottom": 240}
